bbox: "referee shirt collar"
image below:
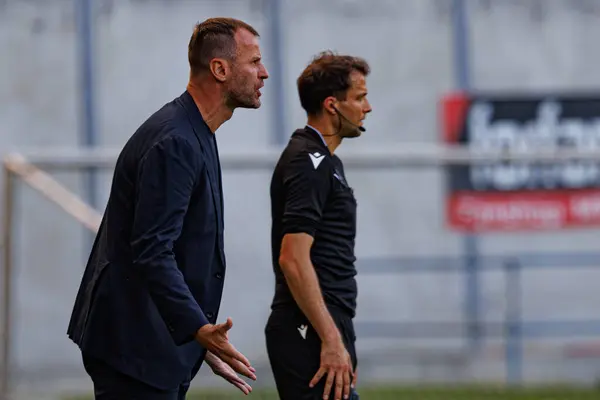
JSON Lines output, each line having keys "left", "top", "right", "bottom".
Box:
{"left": 305, "top": 125, "right": 329, "bottom": 148}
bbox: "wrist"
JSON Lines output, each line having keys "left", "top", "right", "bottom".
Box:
{"left": 195, "top": 324, "right": 213, "bottom": 343}
{"left": 322, "top": 328, "right": 342, "bottom": 345}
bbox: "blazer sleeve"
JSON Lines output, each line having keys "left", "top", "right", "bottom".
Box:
{"left": 130, "top": 134, "right": 209, "bottom": 345}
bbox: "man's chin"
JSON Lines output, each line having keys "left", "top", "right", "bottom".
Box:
{"left": 238, "top": 99, "right": 261, "bottom": 109}
{"left": 343, "top": 129, "right": 363, "bottom": 139}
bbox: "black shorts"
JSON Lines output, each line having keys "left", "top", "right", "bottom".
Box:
{"left": 265, "top": 306, "right": 359, "bottom": 400}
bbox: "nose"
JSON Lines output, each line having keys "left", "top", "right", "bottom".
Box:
{"left": 260, "top": 63, "right": 269, "bottom": 80}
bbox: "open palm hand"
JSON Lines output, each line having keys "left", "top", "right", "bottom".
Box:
{"left": 206, "top": 351, "right": 253, "bottom": 395}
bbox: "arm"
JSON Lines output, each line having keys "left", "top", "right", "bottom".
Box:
{"left": 278, "top": 153, "right": 341, "bottom": 344}
{"left": 279, "top": 232, "right": 341, "bottom": 344}
{"left": 279, "top": 152, "right": 353, "bottom": 398}
{"left": 130, "top": 135, "right": 208, "bottom": 345}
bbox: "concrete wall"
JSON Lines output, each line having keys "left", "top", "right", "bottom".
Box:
{"left": 2, "top": 0, "right": 600, "bottom": 395}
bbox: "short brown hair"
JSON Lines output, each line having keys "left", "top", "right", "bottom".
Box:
{"left": 188, "top": 17, "right": 259, "bottom": 77}
{"left": 297, "top": 51, "right": 370, "bottom": 116}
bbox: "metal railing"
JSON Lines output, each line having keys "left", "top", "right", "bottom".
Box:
{"left": 2, "top": 144, "right": 600, "bottom": 398}
{"left": 354, "top": 252, "right": 600, "bottom": 383}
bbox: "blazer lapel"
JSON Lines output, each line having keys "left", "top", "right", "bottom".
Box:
{"left": 178, "top": 91, "right": 224, "bottom": 241}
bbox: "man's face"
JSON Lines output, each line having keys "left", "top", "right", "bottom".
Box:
{"left": 335, "top": 71, "right": 372, "bottom": 138}
{"left": 225, "top": 28, "right": 269, "bottom": 109}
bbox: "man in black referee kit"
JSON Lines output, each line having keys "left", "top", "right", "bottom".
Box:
{"left": 266, "top": 52, "right": 372, "bottom": 400}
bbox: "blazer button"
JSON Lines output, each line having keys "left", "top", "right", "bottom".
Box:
{"left": 215, "top": 272, "right": 223, "bottom": 279}
{"left": 206, "top": 312, "right": 214, "bottom": 319}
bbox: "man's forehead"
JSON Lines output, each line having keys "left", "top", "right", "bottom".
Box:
{"left": 349, "top": 71, "right": 367, "bottom": 92}
{"left": 235, "top": 28, "right": 260, "bottom": 50}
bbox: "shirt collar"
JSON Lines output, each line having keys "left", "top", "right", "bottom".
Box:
{"left": 306, "top": 124, "right": 328, "bottom": 148}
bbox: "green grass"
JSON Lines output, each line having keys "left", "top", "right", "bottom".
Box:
{"left": 64, "top": 384, "right": 600, "bottom": 400}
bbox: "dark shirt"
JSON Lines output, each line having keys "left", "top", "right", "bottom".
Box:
{"left": 269, "top": 126, "right": 358, "bottom": 317}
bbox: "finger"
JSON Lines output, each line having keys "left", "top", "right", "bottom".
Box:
{"left": 236, "top": 384, "right": 250, "bottom": 395}
{"left": 233, "top": 377, "right": 253, "bottom": 391}
{"left": 217, "top": 317, "right": 233, "bottom": 333}
{"left": 334, "top": 370, "right": 346, "bottom": 400}
{"left": 221, "top": 353, "right": 256, "bottom": 380}
{"left": 228, "top": 375, "right": 252, "bottom": 395}
{"left": 222, "top": 343, "right": 252, "bottom": 369}
{"left": 309, "top": 367, "right": 326, "bottom": 388}
{"left": 342, "top": 370, "right": 351, "bottom": 400}
{"left": 231, "top": 362, "right": 256, "bottom": 381}
{"left": 229, "top": 375, "right": 245, "bottom": 386}
{"left": 234, "top": 380, "right": 252, "bottom": 395}
{"left": 351, "top": 366, "right": 358, "bottom": 388}
{"left": 323, "top": 369, "right": 335, "bottom": 400}
{"left": 333, "top": 371, "right": 342, "bottom": 400}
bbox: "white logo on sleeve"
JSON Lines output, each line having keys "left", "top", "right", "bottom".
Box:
{"left": 297, "top": 324, "right": 308, "bottom": 339}
{"left": 309, "top": 152, "right": 325, "bottom": 169}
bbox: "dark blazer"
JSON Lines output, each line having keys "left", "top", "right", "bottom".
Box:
{"left": 67, "top": 91, "right": 226, "bottom": 390}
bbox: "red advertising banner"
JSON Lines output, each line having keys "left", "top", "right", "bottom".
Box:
{"left": 442, "top": 92, "right": 600, "bottom": 232}
{"left": 448, "top": 190, "right": 600, "bottom": 232}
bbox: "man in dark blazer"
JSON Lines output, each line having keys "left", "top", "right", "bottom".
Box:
{"left": 67, "top": 17, "right": 269, "bottom": 399}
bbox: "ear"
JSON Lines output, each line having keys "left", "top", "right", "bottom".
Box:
{"left": 323, "top": 96, "right": 338, "bottom": 116}
{"left": 209, "top": 58, "right": 229, "bottom": 82}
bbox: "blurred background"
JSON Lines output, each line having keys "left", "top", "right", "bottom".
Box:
{"left": 3, "top": 0, "right": 600, "bottom": 399}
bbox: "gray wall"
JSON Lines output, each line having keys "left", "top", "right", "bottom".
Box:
{"left": 2, "top": 0, "right": 600, "bottom": 396}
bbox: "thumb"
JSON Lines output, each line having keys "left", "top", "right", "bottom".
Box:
{"left": 217, "top": 317, "right": 233, "bottom": 333}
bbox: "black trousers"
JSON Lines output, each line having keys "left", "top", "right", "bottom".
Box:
{"left": 265, "top": 306, "right": 359, "bottom": 400}
{"left": 82, "top": 355, "right": 191, "bottom": 400}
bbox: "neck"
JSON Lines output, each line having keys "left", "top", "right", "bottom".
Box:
{"left": 186, "top": 77, "right": 233, "bottom": 133}
{"left": 307, "top": 115, "right": 343, "bottom": 155}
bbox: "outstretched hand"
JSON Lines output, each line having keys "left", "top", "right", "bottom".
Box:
{"left": 206, "top": 351, "right": 253, "bottom": 395}
{"left": 195, "top": 317, "right": 256, "bottom": 381}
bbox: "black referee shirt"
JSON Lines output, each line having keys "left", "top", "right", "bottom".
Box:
{"left": 270, "top": 126, "right": 358, "bottom": 318}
